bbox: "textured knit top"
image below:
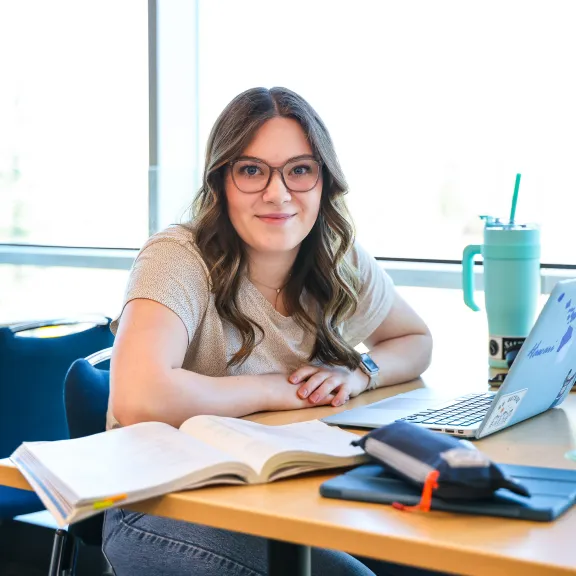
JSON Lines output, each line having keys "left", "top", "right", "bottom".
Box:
{"left": 107, "top": 225, "right": 395, "bottom": 428}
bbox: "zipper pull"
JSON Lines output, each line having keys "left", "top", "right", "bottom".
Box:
{"left": 392, "top": 470, "right": 440, "bottom": 513}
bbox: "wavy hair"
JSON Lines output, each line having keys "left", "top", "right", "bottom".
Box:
{"left": 186, "top": 87, "right": 361, "bottom": 369}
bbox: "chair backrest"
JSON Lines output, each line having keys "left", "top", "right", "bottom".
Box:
{"left": 64, "top": 350, "right": 112, "bottom": 440}
{"left": 0, "top": 318, "right": 114, "bottom": 458}
{"left": 63, "top": 348, "right": 112, "bottom": 546}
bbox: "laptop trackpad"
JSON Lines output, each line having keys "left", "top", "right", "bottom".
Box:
{"left": 368, "top": 397, "right": 440, "bottom": 411}
{"left": 368, "top": 387, "right": 454, "bottom": 412}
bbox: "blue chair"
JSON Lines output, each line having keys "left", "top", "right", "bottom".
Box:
{"left": 0, "top": 317, "right": 114, "bottom": 520}
{"left": 48, "top": 347, "right": 114, "bottom": 576}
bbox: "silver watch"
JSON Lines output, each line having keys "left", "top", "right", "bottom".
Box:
{"left": 359, "top": 352, "right": 379, "bottom": 390}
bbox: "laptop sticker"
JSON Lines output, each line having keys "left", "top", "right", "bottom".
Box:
{"left": 559, "top": 291, "right": 576, "bottom": 354}
{"left": 528, "top": 292, "right": 576, "bottom": 361}
{"left": 557, "top": 326, "right": 573, "bottom": 355}
{"left": 481, "top": 389, "right": 528, "bottom": 436}
{"left": 550, "top": 369, "right": 576, "bottom": 409}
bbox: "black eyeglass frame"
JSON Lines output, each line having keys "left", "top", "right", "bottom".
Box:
{"left": 228, "top": 156, "right": 323, "bottom": 193}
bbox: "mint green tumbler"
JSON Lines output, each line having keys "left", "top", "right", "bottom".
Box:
{"left": 462, "top": 217, "right": 541, "bottom": 368}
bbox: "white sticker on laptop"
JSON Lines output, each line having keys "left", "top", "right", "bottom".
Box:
{"left": 481, "top": 388, "right": 528, "bottom": 436}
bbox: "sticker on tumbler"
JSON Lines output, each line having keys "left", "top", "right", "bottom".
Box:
{"left": 481, "top": 389, "right": 528, "bottom": 435}
{"left": 489, "top": 336, "right": 525, "bottom": 361}
{"left": 489, "top": 337, "right": 502, "bottom": 359}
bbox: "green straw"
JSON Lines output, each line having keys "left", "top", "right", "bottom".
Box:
{"left": 509, "top": 173, "right": 521, "bottom": 223}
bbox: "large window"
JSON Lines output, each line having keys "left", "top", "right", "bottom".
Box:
{"left": 198, "top": 0, "right": 576, "bottom": 264}
{"left": 0, "top": 1, "right": 148, "bottom": 248}
{"left": 0, "top": 264, "right": 128, "bottom": 323}
{"left": 1, "top": 1, "right": 576, "bottom": 322}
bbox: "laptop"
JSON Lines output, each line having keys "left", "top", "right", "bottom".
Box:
{"left": 322, "top": 279, "right": 576, "bottom": 439}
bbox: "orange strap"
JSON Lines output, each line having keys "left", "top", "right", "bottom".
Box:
{"left": 392, "top": 470, "right": 440, "bottom": 513}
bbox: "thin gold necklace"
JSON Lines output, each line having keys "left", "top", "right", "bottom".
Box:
{"left": 249, "top": 276, "right": 290, "bottom": 310}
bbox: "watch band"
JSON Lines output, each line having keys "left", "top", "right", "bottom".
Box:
{"left": 368, "top": 373, "right": 379, "bottom": 391}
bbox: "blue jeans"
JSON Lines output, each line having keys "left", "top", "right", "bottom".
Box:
{"left": 103, "top": 509, "right": 450, "bottom": 576}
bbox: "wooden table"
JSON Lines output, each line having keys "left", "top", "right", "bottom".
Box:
{"left": 2, "top": 386, "right": 576, "bottom": 575}
{"left": 2, "top": 287, "right": 576, "bottom": 575}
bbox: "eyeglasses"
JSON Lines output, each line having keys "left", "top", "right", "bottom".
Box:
{"left": 229, "top": 156, "right": 322, "bottom": 193}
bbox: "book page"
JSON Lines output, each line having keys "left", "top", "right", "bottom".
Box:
{"left": 179, "top": 416, "right": 364, "bottom": 479}
{"left": 19, "top": 422, "right": 249, "bottom": 502}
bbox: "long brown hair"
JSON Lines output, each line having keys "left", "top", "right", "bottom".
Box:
{"left": 187, "top": 87, "right": 361, "bottom": 369}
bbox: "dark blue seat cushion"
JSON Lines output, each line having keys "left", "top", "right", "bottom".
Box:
{"left": 0, "top": 486, "right": 44, "bottom": 517}
{"left": 0, "top": 321, "right": 113, "bottom": 519}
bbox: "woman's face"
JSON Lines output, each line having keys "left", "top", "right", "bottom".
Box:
{"left": 224, "top": 117, "right": 323, "bottom": 256}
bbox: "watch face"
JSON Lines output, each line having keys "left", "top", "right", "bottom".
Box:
{"left": 361, "top": 353, "right": 379, "bottom": 373}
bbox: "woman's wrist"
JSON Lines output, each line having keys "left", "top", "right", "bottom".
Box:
{"left": 251, "top": 373, "right": 291, "bottom": 412}
{"left": 238, "top": 373, "right": 278, "bottom": 412}
{"left": 352, "top": 368, "right": 371, "bottom": 396}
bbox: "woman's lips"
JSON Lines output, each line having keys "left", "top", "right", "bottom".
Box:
{"left": 256, "top": 214, "right": 296, "bottom": 225}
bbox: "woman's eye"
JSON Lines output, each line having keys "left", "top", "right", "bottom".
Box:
{"left": 240, "top": 165, "right": 262, "bottom": 177}
{"left": 291, "top": 165, "right": 311, "bottom": 176}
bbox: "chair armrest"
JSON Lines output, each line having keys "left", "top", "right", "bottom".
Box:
{"left": 85, "top": 347, "right": 113, "bottom": 366}
{"left": 9, "top": 315, "right": 110, "bottom": 333}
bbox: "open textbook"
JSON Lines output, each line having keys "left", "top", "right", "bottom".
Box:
{"left": 10, "top": 416, "right": 366, "bottom": 527}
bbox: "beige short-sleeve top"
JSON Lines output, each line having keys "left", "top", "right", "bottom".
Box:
{"left": 108, "top": 225, "right": 395, "bottom": 426}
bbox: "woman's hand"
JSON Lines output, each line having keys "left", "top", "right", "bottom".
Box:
{"left": 264, "top": 374, "right": 338, "bottom": 411}
{"left": 288, "top": 365, "right": 369, "bottom": 407}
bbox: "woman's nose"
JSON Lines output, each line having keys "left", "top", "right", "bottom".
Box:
{"left": 263, "top": 170, "right": 291, "bottom": 204}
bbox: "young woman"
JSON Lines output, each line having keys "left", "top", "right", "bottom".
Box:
{"left": 104, "top": 87, "right": 434, "bottom": 576}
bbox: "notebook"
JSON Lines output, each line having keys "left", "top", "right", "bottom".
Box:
{"left": 10, "top": 416, "right": 366, "bottom": 527}
{"left": 323, "top": 279, "right": 576, "bottom": 439}
{"left": 320, "top": 463, "right": 576, "bottom": 521}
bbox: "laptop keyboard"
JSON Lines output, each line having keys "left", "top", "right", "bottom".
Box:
{"left": 397, "top": 393, "right": 496, "bottom": 427}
